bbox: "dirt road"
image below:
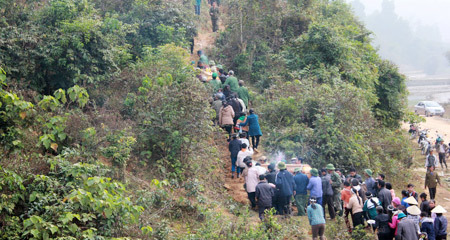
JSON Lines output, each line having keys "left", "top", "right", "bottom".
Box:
{"left": 404, "top": 116, "right": 450, "bottom": 230}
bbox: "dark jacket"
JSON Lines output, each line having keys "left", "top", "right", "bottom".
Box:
{"left": 435, "top": 215, "right": 448, "bottom": 237}
{"left": 420, "top": 200, "right": 430, "bottom": 216}
{"left": 377, "top": 188, "right": 392, "bottom": 213}
{"left": 228, "top": 139, "right": 241, "bottom": 158}
{"left": 374, "top": 213, "right": 391, "bottom": 235}
{"left": 240, "top": 114, "right": 262, "bottom": 136}
{"left": 294, "top": 173, "right": 309, "bottom": 195}
{"left": 321, "top": 174, "right": 333, "bottom": 196}
{"left": 265, "top": 171, "right": 277, "bottom": 185}
{"left": 255, "top": 182, "right": 274, "bottom": 207}
{"left": 421, "top": 217, "right": 435, "bottom": 240}
{"left": 227, "top": 98, "right": 242, "bottom": 114}
{"left": 365, "top": 177, "right": 377, "bottom": 196}
{"left": 275, "top": 169, "right": 295, "bottom": 197}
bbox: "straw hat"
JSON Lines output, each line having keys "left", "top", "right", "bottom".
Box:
{"left": 406, "top": 205, "right": 421, "bottom": 215}
{"left": 431, "top": 205, "right": 447, "bottom": 214}
{"left": 404, "top": 196, "right": 418, "bottom": 205}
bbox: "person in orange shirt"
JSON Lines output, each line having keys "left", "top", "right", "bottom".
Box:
{"left": 341, "top": 181, "right": 353, "bottom": 233}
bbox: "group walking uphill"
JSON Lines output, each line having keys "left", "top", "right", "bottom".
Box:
{"left": 193, "top": 0, "right": 221, "bottom": 33}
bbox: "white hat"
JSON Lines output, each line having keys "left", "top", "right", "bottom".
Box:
{"left": 431, "top": 205, "right": 447, "bottom": 214}
{"left": 404, "top": 196, "right": 418, "bottom": 205}
{"left": 406, "top": 205, "right": 421, "bottom": 215}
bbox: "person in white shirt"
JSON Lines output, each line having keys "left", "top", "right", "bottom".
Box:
{"left": 238, "top": 133, "right": 250, "bottom": 150}
{"left": 237, "top": 143, "right": 253, "bottom": 178}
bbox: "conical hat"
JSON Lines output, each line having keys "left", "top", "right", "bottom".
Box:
{"left": 406, "top": 205, "right": 421, "bottom": 215}
{"left": 431, "top": 205, "right": 447, "bottom": 214}
{"left": 404, "top": 196, "right": 418, "bottom": 205}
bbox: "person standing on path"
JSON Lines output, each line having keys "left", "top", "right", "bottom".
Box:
{"left": 396, "top": 212, "right": 419, "bottom": 240}
{"left": 363, "top": 169, "right": 377, "bottom": 196}
{"left": 437, "top": 140, "right": 448, "bottom": 170}
{"left": 219, "top": 102, "right": 235, "bottom": 140}
{"left": 294, "top": 167, "right": 309, "bottom": 216}
{"left": 223, "top": 70, "right": 239, "bottom": 92}
{"left": 320, "top": 168, "right": 335, "bottom": 220}
{"left": 209, "top": 72, "right": 222, "bottom": 93}
{"left": 363, "top": 192, "right": 380, "bottom": 221}
{"left": 308, "top": 168, "right": 323, "bottom": 205}
{"left": 275, "top": 162, "right": 295, "bottom": 216}
{"left": 341, "top": 181, "right": 353, "bottom": 232}
{"left": 197, "top": 50, "right": 209, "bottom": 68}
{"left": 245, "top": 161, "right": 259, "bottom": 209}
{"left": 228, "top": 134, "right": 241, "bottom": 179}
{"left": 307, "top": 197, "right": 326, "bottom": 240}
{"left": 194, "top": 0, "right": 201, "bottom": 15}
{"left": 236, "top": 143, "right": 253, "bottom": 178}
{"left": 327, "top": 164, "right": 342, "bottom": 215}
{"left": 255, "top": 175, "right": 274, "bottom": 220}
{"left": 377, "top": 180, "right": 392, "bottom": 213}
{"left": 426, "top": 149, "right": 439, "bottom": 171}
{"left": 347, "top": 188, "right": 364, "bottom": 229}
{"left": 432, "top": 206, "right": 448, "bottom": 240}
{"left": 211, "top": 95, "right": 222, "bottom": 125}
{"left": 425, "top": 166, "right": 441, "bottom": 200}
{"left": 209, "top": 2, "right": 219, "bottom": 32}
{"left": 239, "top": 109, "right": 262, "bottom": 151}
{"left": 236, "top": 80, "right": 250, "bottom": 108}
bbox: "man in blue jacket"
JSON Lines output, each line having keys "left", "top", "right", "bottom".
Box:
{"left": 294, "top": 167, "right": 309, "bottom": 216}
{"left": 307, "top": 168, "right": 323, "bottom": 205}
{"left": 275, "top": 162, "right": 295, "bottom": 216}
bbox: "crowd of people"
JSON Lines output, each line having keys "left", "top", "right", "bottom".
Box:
{"left": 198, "top": 50, "right": 448, "bottom": 240}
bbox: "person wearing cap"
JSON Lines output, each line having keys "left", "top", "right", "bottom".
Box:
{"left": 307, "top": 197, "right": 326, "bottom": 240}
{"left": 239, "top": 109, "right": 262, "bottom": 151}
{"left": 425, "top": 166, "right": 441, "bottom": 200}
{"left": 347, "top": 187, "right": 364, "bottom": 229}
{"left": 236, "top": 80, "right": 250, "bottom": 108}
{"left": 307, "top": 168, "right": 323, "bottom": 205}
{"left": 374, "top": 206, "right": 391, "bottom": 240}
{"left": 396, "top": 212, "right": 419, "bottom": 240}
{"left": 245, "top": 161, "right": 259, "bottom": 209}
{"left": 420, "top": 212, "right": 436, "bottom": 240}
{"left": 255, "top": 174, "right": 274, "bottom": 220}
{"left": 275, "top": 162, "right": 296, "bottom": 216}
{"left": 432, "top": 206, "right": 447, "bottom": 240}
{"left": 341, "top": 181, "right": 353, "bottom": 232}
{"left": 228, "top": 134, "right": 241, "bottom": 179}
{"left": 363, "top": 169, "right": 377, "bottom": 196}
{"left": 392, "top": 197, "right": 401, "bottom": 209}
{"left": 363, "top": 192, "right": 381, "bottom": 221}
{"left": 377, "top": 180, "right": 392, "bottom": 214}
{"left": 320, "top": 168, "right": 336, "bottom": 220}
{"left": 209, "top": 72, "right": 222, "bottom": 92}
{"left": 294, "top": 167, "right": 309, "bottom": 216}
{"left": 327, "top": 164, "right": 342, "bottom": 215}
{"left": 223, "top": 70, "right": 239, "bottom": 92}
{"left": 265, "top": 163, "right": 277, "bottom": 185}
{"left": 236, "top": 143, "right": 253, "bottom": 178}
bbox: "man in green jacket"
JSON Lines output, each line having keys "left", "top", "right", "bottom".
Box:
{"left": 197, "top": 50, "right": 209, "bottom": 69}
{"left": 223, "top": 70, "right": 239, "bottom": 92}
{"left": 327, "top": 164, "right": 342, "bottom": 215}
{"left": 209, "top": 2, "right": 219, "bottom": 32}
{"left": 236, "top": 80, "right": 250, "bottom": 108}
{"left": 209, "top": 72, "right": 221, "bottom": 93}
{"left": 425, "top": 166, "right": 441, "bottom": 200}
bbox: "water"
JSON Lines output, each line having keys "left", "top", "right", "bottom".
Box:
{"left": 406, "top": 75, "right": 450, "bottom": 105}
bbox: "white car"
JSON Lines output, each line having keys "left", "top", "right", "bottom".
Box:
{"left": 414, "top": 101, "right": 445, "bottom": 117}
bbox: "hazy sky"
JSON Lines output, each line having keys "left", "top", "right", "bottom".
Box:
{"left": 351, "top": 0, "right": 450, "bottom": 42}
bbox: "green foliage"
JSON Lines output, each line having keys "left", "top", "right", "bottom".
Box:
{"left": 258, "top": 79, "right": 411, "bottom": 174}
{"left": 1, "top": 156, "right": 143, "bottom": 239}
{"left": 102, "top": 130, "right": 136, "bottom": 179}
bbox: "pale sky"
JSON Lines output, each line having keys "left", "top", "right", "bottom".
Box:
{"left": 351, "top": 0, "right": 450, "bottom": 42}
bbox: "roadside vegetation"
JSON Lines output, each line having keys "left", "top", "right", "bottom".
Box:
{"left": 1, "top": 0, "right": 412, "bottom": 239}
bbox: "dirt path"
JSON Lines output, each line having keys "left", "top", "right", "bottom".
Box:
{"left": 403, "top": 116, "right": 450, "bottom": 230}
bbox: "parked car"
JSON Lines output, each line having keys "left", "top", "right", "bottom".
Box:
{"left": 414, "top": 101, "right": 445, "bottom": 117}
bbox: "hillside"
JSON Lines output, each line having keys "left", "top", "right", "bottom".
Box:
{"left": 0, "top": 0, "right": 420, "bottom": 239}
